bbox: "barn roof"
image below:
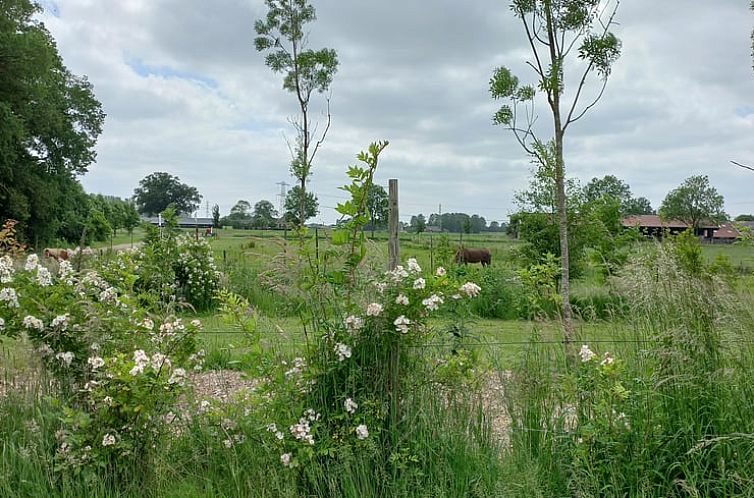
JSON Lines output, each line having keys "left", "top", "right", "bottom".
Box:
{"left": 621, "top": 215, "right": 718, "bottom": 229}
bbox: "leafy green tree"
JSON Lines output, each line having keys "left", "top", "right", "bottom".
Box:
{"left": 365, "top": 184, "right": 389, "bottom": 237}
{"left": 252, "top": 200, "right": 278, "bottom": 228}
{"left": 254, "top": 0, "right": 338, "bottom": 229}
{"left": 583, "top": 175, "right": 631, "bottom": 206}
{"left": 489, "top": 0, "right": 621, "bottom": 344}
{"left": 0, "top": 0, "right": 105, "bottom": 245}
{"left": 659, "top": 175, "right": 727, "bottom": 230}
{"left": 284, "top": 186, "right": 318, "bottom": 226}
{"left": 133, "top": 172, "right": 201, "bottom": 216}
{"left": 212, "top": 204, "right": 221, "bottom": 228}
{"left": 410, "top": 214, "right": 426, "bottom": 234}
{"left": 734, "top": 214, "right": 754, "bottom": 222}
{"left": 223, "top": 200, "right": 253, "bottom": 229}
{"left": 122, "top": 201, "right": 141, "bottom": 242}
{"left": 623, "top": 196, "right": 654, "bottom": 215}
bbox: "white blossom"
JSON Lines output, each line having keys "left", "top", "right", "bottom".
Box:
{"left": 22, "top": 315, "right": 44, "bottom": 330}
{"left": 281, "top": 453, "right": 292, "bottom": 467}
{"left": 51, "top": 313, "right": 70, "bottom": 330}
{"left": 99, "top": 287, "right": 118, "bottom": 303}
{"left": 168, "top": 368, "right": 187, "bottom": 386}
{"left": 421, "top": 294, "right": 444, "bottom": 312}
{"left": 102, "top": 434, "right": 116, "bottom": 447}
{"left": 334, "top": 343, "right": 352, "bottom": 362}
{"left": 103, "top": 396, "right": 113, "bottom": 406}
{"left": 0, "top": 255, "right": 14, "bottom": 283}
{"left": 190, "top": 319, "right": 203, "bottom": 329}
{"left": 435, "top": 267, "right": 447, "bottom": 277}
{"left": 58, "top": 260, "right": 73, "bottom": 280}
{"left": 407, "top": 258, "right": 422, "bottom": 273}
{"left": 266, "top": 423, "right": 278, "bottom": 433}
{"left": 395, "top": 294, "right": 409, "bottom": 306}
{"left": 150, "top": 353, "right": 171, "bottom": 371}
{"left": 366, "top": 302, "right": 383, "bottom": 316}
{"left": 24, "top": 254, "right": 39, "bottom": 271}
{"left": 412, "top": 278, "right": 426, "bottom": 290}
{"left": 87, "top": 356, "right": 105, "bottom": 370}
{"left": 344, "top": 398, "right": 358, "bottom": 414}
{"left": 35, "top": 267, "right": 52, "bottom": 287}
{"left": 394, "top": 315, "right": 411, "bottom": 334}
{"left": 130, "top": 349, "right": 149, "bottom": 376}
{"left": 579, "top": 345, "right": 596, "bottom": 363}
{"left": 355, "top": 424, "right": 369, "bottom": 440}
{"left": 285, "top": 357, "right": 306, "bottom": 378}
{"left": 0, "top": 287, "right": 19, "bottom": 307}
{"left": 55, "top": 352, "right": 74, "bottom": 367}
{"left": 387, "top": 265, "right": 409, "bottom": 282}
{"left": 140, "top": 318, "right": 154, "bottom": 331}
{"left": 459, "top": 282, "right": 482, "bottom": 298}
{"left": 600, "top": 352, "right": 615, "bottom": 366}
{"left": 374, "top": 282, "right": 387, "bottom": 294}
{"left": 0, "top": 317, "right": 4, "bottom": 331}
{"left": 344, "top": 315, "right": 364, "bottom": 331}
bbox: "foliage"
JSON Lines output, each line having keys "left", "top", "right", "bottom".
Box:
{"left": 365, "top": 184, "right": 389, "bottom": 235}
{"left": 659, "top": 174, "right": 727, "bottom": 229}
{"left": 584, "top": 175, "right": 654, "bottom": 215}
{"left": 0, "top": 0, "right": 105, "bottom": 245}
{"left": 284, "top": 186, "right": 319, "bottom": 226}
{"left": 253, "top": 199, "right": 279, "bottom": 228}
{"left": 133, "top": 172, "right": 201, "bottom": 216}
{"left": 212, "top": 203, "right": 221, "bottom": 228}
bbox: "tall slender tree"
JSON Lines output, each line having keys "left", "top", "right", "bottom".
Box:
{"left": 254, "top": 0, "right": 338, "bottom": 230}
{"left": 490, "top": 0, "right": 621, "bottom": 346}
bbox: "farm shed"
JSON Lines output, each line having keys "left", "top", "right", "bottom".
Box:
{"left": 621, "top": 215, "right": 718, "bottom": 240}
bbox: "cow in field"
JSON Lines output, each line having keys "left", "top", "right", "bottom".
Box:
{"left": 454, "top": 248, "right": 491, "bottom": 266}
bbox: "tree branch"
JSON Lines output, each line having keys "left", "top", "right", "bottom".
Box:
{"left": 308, "top": 95, "right": 331, "bottom": 167}
{"left": 731, "top": 160, "right": 754, "bottom": 173}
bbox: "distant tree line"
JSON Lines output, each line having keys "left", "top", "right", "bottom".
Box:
{"left": 407, "top": 212, "right": 507, "bottom": 234}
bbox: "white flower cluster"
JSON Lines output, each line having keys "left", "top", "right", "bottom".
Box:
{"left": 334, "top": 343, "right": 352, "bottom": 362}
{"left": 188, "top": 349, "right": 206, "bottom": 372}
{"left": 600, "top": 352, "right": 614, "bottom": 366}
{"left": 394, "top": 315, "right": 411, "bottom": 334}
{"left": 395, "top": 294, "right": 409, "bottom": 306}
{"left": 102, "top": 433, "right": 116, "bottom": 447}
{"left": 51, "top": 313, "right": 70, "bottom": 330}
{"left": 421, "top": 294, "right": 444, "bottom": 312}
{"left": 0, "top": 287, "right": 19, "bottom": 308}
{"left": 285, "top": 357, "right": 306, "bottom": 378}
{"left": 386, "top": 265, "right": 409, "bottom": 283}
{"left": 579, "top": 345, "right": 596, "bottom": 362}
{"left": 266, "top": 423, "right": 285, "bottom": 441}
{"left": 58, "top": 260, "right": 74, "bottom": 282}
{"left": 22, "top": 315, "right": 44, "bottom": 330}
{"left": 24, "top": 254, "right": 39, "bottom": 271}
{"left": 355, "top": 424, "right": 369, "bottom": 440}
{"left": 35, "top": 267, "right": 53, "bottom": 287}
{"left": 168, "top": 368, "right": 187, "bottom": 386}
{"left": 435, "top": 267, "right": 447, "bottom": 277}
{"left": 280, "top": 452, "right": 292, "bottom": 467}
{"left": 366, "top": 302, "right": 383, "bottom": 316}
{"left": 87, "top": 356, "right": 105, "bottom": 370}
{"left": 344, "top": 315, "right": 364, "bottom": 331}
{"left": 407, "top": 258, "right": 422, "bottom": 273}
{"left": 0, "top": 317, "right": 4, "bottom": 331}
{"left": 130, "top": 349, "right": 150, "bottom": 376}
{"left": 412, "top": 278, "right": 426, "bottom": 290}
{"left": 98, "top": 286, "right": 119, "bottom": 303}
{"left": 289, "top": 409, "right": 319, "bottom": 445}
{"left": 55, "top": 351, "right": 74, "bottom": 367}
{"left": 344, "top": 397, "right": 358, "bottom": 414}
{"left": 459, "top": 282, "right": 482, "bottom": 298}
{"left": 0, "top": 255, "right": 14, "bottom": 283}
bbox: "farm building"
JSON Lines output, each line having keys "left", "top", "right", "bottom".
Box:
{"left": 621, "top": 214, "right": 720, "bottom": 241}
{"left": 143, "top": 216, "right": 214, "bottom": 229}
{"left": 711, "top": 223, "right": 742, "bottom": 244}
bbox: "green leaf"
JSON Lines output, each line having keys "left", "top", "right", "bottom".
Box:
{"left": 331, "top": 229, "right": 350, "bottom": 245}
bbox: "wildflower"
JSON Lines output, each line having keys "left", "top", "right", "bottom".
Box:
{"left": 58, "top": 260, "right": 73, "bottom": 279}
{"left": 0, "top": 287, "right": 19, "bottom": 307}
{"left": 600, "top": 352, "right": 614, "bottom": 366}
{"left": 37, "top": 343, "right": 53, "bottom": 357}
{"left": 150, "top": 353, "right": 171, "bottom": 371}
{"left": 223, "top": 439, "right": 234, "bottom": 448}
{"left": 275, "top": 431, "right": 284, "bottom": 440}
{"left": 103, "top": 396, "right": 113, "bottom": 406}
{"left": 395, "top": 294, "right": 409, "bottom": 306}
{"left": 140, "top": 318, "right": 154, "bottom": 330}
{"left": 0, "top": 255, "right": 14, "bottom": 283}
{"left": 56, "top": 351, "right": 74, "bottom": 367}
{"left": 24, "top": 254, "right": 39, "bottom": 271}
{"left": 102, "top": 434, "right": 116, "bottom": 447}
{"left": 36, "top": 267, "right": 53, "bottom": 287}
{"left": 344, "top": 315, "right": 364, "bottom": 331}
{"left": 0, "top": 317, "right": 4, "bottom": 331}
{"left": 435, "top": 266, "right": 447, "bottom": 277}
{"left": 421, "top": 294, "right": 444, "bottom": 312}
{"left": 130, "top": 349, "right": 149, "bottom": 376}
{"left": 394, "top": 315, "right": 411, "bottom": 334}
{"left": 22, "top": 315, "right": 44, "bottom": 330}
{"left": 168, "top": 368, "right": 187, "bottom": 386}
{"left": 344, "top": 398, "right": 358, "bottom": 414}
{"left": 87, "top": 356, "right": 105, "bottom": 370}
{"left": 290, "top": 420, "right": 314, "bottom": 445}
{"left": 407, "top": 258, "right": 422, "bottom": 273}
{"left": 51, "top": 313, "right": 70, "bottom": 330}
{"left": 374, "top": 281, "right": 387, "bottom": 294}
{"left": 387, "top": 265, "right": 409, "bottom": 282}
{"left": 355, "top": 424, "right": 369, "bottom": 440}
{"left": 459, "top": 282, "right": 481, "bottom": 298}
{"left": 266, "top": 423, "right": 278, "bottom": 433}
{"left": 285, "top": 357, "right": 306, "bottom": 378}
{"left": 198, "top": 400, "right": 211, "bottom": 413}
{"left": 579, "top": 345, "right": 596, "bottom": 363}
{"left": 366, "top": 302, "right": 383, "bottom": 316}
{"left": 334, "top": 343, "right": 352, "bottom": 362}
{"left": 281, "top": 453, "right": 292, "bottom": 467}
{"left": 304, "top": 409, "right": 320, "bottom": 422}
{"left": 413, "top": 278, "right": 426, "bottom": 290}
{"left": 99, "top": 287, "right": 118, "bottom": 303}
{"left": 190, "top": 319, "right": 203, "bottom": 329}
{"left": 451, "top": 294, "right": 461, "bottom": 300}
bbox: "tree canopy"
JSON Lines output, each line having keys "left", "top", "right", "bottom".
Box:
{"left": 659, "top": 175, "right": 727, "bottom": 229}
{"left": 284, "top": 186, "right": 318, "bottom": 226}
{"left": 133, "top": 172, "right": 201, "bottom": 216}
{"left": 0, "top": 0, "right": 105, "bottom": 244}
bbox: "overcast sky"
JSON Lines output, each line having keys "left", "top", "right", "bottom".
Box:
{"left": 40, "top": 0, "right": 754, "bottom": 224}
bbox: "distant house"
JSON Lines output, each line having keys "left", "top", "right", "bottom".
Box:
{"left": 621, "top": 215, "right": 718, "bottom": 240}
{"left": 711, "top": 223, "right": 742, "bottom": 244}
{"left": 143, "top": 216, "right": 214, "bottom": 229}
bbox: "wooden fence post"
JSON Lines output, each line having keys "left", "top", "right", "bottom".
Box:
{"left": 388, "top": 179, "right": 399, "bottom": 270}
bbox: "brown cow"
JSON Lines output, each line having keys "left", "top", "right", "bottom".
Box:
{"left": 43, "top": 248, "right": 70, "bottom": 261}
{"left": 454, "top": 248, "right": 491, "bottom": 266}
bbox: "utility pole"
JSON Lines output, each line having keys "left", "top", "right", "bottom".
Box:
{"left": 276, "top": 181, "right": 291, "bottom": 219}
